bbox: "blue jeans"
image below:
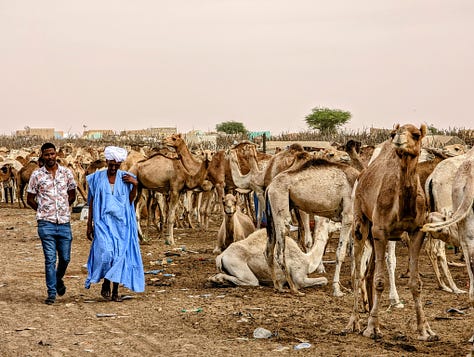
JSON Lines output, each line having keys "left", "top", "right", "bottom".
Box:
{"left": 37, "top": 220, "right": 73, "bottom": 297}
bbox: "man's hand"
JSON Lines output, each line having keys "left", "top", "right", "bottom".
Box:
{"left": 122, "top": 173, "right": 138, "bottom": 186}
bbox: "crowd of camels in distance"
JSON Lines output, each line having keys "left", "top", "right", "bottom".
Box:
{"left": 0, "top": 124, "right": 473, "bottom": 347}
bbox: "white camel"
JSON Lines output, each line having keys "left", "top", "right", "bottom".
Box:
{"left": 265, "top": 157, "right": 359, "bottom": 296}
{"left": 213, "top": 193, "right": 256, "bottom": 254}
{"left": 209, "top": 226, "right": 336, "bottom": 289}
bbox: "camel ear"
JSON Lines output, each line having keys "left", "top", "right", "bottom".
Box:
{"left": 393, "top": 124, "right": 400, "bottom": 130}
{"left": 420, "top": 124, "right": 427, "bottom": 138}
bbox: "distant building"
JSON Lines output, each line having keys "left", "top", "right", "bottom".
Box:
{"left": 16, "top": 128, "right": 55, "bottom": 139}
{"left": 82, "top": 130, "right": 116, "bottom": 140}
{"left": 248, "top": 131, "right": 271, "bottom": 140}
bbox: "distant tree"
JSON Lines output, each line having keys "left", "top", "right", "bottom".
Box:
{"left": 427, "top": 124, "right": 442, "bottom": 135}
{"left": 216, "top": 121, "right": 248, "bottom": 135}
{"left": 305, "top": 107, "right": 352, "bottom": 133}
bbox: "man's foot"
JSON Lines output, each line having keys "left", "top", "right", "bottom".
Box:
{"left": 57, "top": 280, "right": 66, "bottom": 296}
{"left": 101, "top": 282, "right": 111, "bottom": 299}
{"left": 111, "top": 294, "right": 123, "bottom": 302}
{"left": 44, "top": 296, "right": 55, "bottom": 305}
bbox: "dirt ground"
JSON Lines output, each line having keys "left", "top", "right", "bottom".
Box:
{"left": 1, "top": 203, "right": 473, "bottom": 357}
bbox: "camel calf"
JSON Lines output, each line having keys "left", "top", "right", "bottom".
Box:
{"left": 213, "top": 193, "right": 255, "bottom": 254}
{"left": 209, "top": 227, "right": 333, "bottom": 288}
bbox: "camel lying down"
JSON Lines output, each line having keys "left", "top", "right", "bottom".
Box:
{"left": 209, "top": 228, "right": 333, "bottom": 289}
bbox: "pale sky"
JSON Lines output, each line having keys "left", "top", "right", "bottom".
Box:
{"left": 1, "top": 1, "right": 473, "bottom": 137}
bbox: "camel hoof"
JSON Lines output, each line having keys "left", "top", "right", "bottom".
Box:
{"left": 389, "top": 300, "right": 404, "bottom": 309}
{"left": 363, "top": 328, "right": 383, "bottom": 340}
{"left": 418, "top": 333, "right": 439, "bottom": 342}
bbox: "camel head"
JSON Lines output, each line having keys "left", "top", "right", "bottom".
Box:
{"left": 443, "top": 144, "right": 467, "bottom": 157}
{"left": 390, "top": 123, "right": 427, "bottom": 158}
{"left": 222, "top": 193, "right": 238, "bottom": 216}
{"left": 163, "top": 134, "right": 185, "bottom": 150}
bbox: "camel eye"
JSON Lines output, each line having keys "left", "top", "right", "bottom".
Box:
{"left": 412, "top": 133, "right": 420, "bottom": 140}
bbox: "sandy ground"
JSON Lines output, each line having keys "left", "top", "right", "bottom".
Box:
{"left": 1, "top": 203, "right": 473, "bottom": 357}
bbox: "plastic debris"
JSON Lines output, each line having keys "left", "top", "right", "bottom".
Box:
{"left": 163, "top": 273, "right": 175, "bottom": 277}
{"left": 294, "top": 342, "right": 312, "bottom": 350}
{"left": 144, "top": 269, "right": 164, "bottom": 275}
{"left": 96, "top": 313, "right": 117, "bottom": 318}
{"left": 446, "top": 307, "right": 465, "bottom": 314}
{"left": 253, "top": 327, "right": 272, "bottom": 339}
{"left": 181, "top": 308, "right": 203, "bottom": 313}
{"left": 274, "top": 346, "right": 290, "bottom": 352}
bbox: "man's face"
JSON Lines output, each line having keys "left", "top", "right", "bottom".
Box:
{"left": 41, "top": 148, "right": 57, "bottom": 168}
{"left": 106, "top": 160, "right": 121, "bottom": 176}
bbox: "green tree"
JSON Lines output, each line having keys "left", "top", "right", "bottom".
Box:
{"left": 215, "top": 121, "right": 248, "bottom": 134}
{"left": 305, "top": 107, "right": 352, "bottom": 133}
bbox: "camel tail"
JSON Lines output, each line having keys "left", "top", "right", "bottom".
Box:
{"left": 265, "top": 193, "right": 274, "bottom": 245}
{"left": 422, "top": 185, "right": 474, "bottom": 233}
{"left": 215, "top": 254, "right": 224, "bottom": 273}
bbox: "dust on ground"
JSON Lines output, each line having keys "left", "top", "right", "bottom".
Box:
{"left": 0, "top": 204, "right": 473, "bottom": 357}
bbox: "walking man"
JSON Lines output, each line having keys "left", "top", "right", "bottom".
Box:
{"left": 27, "top": 143, "right": 77, "bottom": 304}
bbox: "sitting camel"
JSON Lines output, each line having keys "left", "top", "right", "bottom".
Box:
{"left": 345, "top": 123, "right": 438, "bottom": 342}
{"left": 209, "top": 227, "right": 334, "bottom": 289}
{"left": 213, "top": 193, "right": 256, "bottom": 254}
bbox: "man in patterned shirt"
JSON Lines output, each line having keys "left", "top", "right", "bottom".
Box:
{"left": 27, "top": 143, "right": 77, "bottom": 305}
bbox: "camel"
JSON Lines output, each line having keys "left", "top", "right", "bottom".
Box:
{"left": 421, "top": 147, "right": 474, "bottom": 345}
{"left": 213, "top": 193, "right": 256, "bottom": 254}
{"left": 130, "top": 134, "right": 211, "bottom": 245}
{"left": 209, "top": 227, "right": 333, "bottom": 289}
{"left": 422, "top": 148, "right": 472, "bottom": 293}
{"left": 265, "top": 157, "right": 359, "bottom": 296}
{"left": 0, "top": 164, "right": 16, "bottom": 204}
{"left": 16, "top": 160, "right": 41, "bottom": 208}
{"left": 345, "top": 123, "right": 439, "bottom": 341}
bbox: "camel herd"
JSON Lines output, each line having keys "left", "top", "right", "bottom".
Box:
{"left": 1, "top": 127, "right": 473, "bottom": 347}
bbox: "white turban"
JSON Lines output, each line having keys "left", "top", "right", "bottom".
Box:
{"left": 104, "top": 146, "right": 128, "bottom": 162}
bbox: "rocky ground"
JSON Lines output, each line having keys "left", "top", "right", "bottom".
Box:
{"left": 0, "top": 203, "right": 473, "bottom": 357}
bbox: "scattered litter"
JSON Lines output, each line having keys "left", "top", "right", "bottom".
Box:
{"left": 84, "top": 349, "right": 94, "bottom": 353}
{"left": 200, "top": 294, "right": 212, "bottom": 298}
{"left": 166, "top": 258, "right": 174, "bottom": 263}
{"left": 84, "top": 300, "right": 96, "bottom": 303}
{"left": 65, "top": 303, "right": 75, "bottom": 307}
{"left": 247, "top": 307, "right": 263, "bottom": 311}
{"left": 186, "top": 249, "right": 199, "bottom": 254}
{"left": 237, "top": 318, "right": 248, "bottom": 323}
{"left": 180, "top": 288, "right": 189, "bottom": 291}
{"left": 273, "top": 346, "right": 290, "bottom": 352}
{"left": 15, "top": 327, "right": 36, "bottom": 332}
{"left": 294, "top": 342, "right": 312, "bottom": 350}
{"left": 96, "top": 313, "right": 117, "bottom": 318}
{"left": 181, "top": 308, "right": 203, "bottom": 313}
{"left": 164, "top": 251, "right": 181, "bottom": 257}
{"left": 38, "top": 340, "right": 51, "bottom": 346}
{"left": 253, "top": 327, "right": 272, "bottom": 339}
{"left": 144, "top": 270, "right": 164, "bottom": 275}
{"left": 216, "top": 295, "right": 226, "bottom": 298}
{"left": 65, "top": 275, "right": 80, "bottom": 279}
{"left": 156, "top": 290, "right": 166, "bottom": 293}
{"left": 446, "top": 308, "right": 465, "bottom": 314}
{"left": 0, "top": 283, "right": 6, "bottom": 288}
{"left": 469, "top": 335, "right": 474, "bottom": 343}
{"left": 163, "top": 273, "right": 175, "bottom": 277}
{"left": 121, "top": 295, "right": 134, "bottom": 300}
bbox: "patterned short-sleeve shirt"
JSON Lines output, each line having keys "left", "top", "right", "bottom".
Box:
{"left": 27, "top": 165, "right": 77, "bottom": 224}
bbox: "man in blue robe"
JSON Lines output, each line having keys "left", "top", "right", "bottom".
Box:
{"left": 85, "top": 146, "right": 145, "bottom": 301}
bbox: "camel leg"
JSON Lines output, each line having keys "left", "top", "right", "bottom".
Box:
{"left": 344, "top": 228, "right": 366, "bottom": 334}
{"left": 210, "top": 256, "right": 260, "bottom": 286}
{"left": 362, "top": 228, "right": 387, "bottom": 339}
{"left": 436, "top": 241, "right": 466, "bottom": 294}
{"left": 386, "top": 241, "right": 404, "bottom": 308}
{"left": 425, "top": 236, "right": 453, "bottom": 292}
{"left": 458, "top": 220, "right": 474, "bottom": 305}
{"left": 408, "top": 231, "right": 438, "bottom": 341}
{"left": 333, "top": 219, "right": 352, "bottom": 297}
{"left": 166, "top": 192, "right": 179, "bottom": 245}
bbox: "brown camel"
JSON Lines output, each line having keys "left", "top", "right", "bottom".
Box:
{"left": 16, "top": 160, "right": 41, "bottom": 208}
{"left": 130, "top": 135, "right": 211, "bottom": 245}
{"left": 345, "top": 124, "right": 438, "bottom": 341}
